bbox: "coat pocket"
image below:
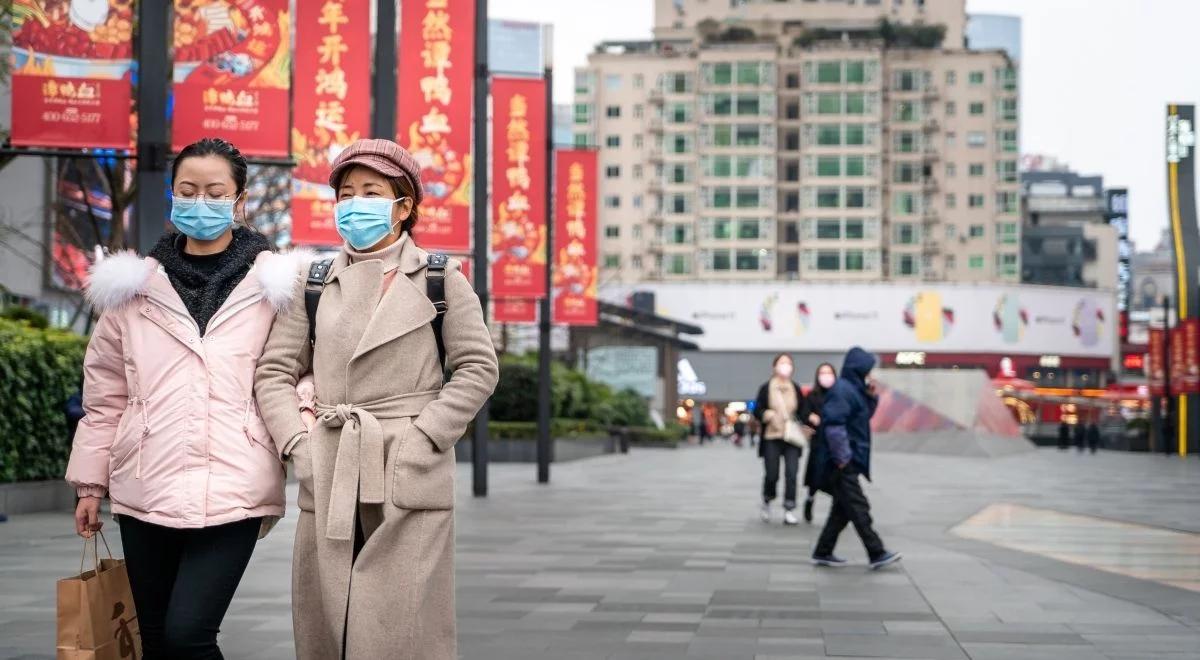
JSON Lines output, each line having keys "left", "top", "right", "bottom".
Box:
{"left": 291, "top": 433, "right": 316, "bottom": 513}
{"left": 242, "top": 399, "right": 279, "bottom": 457}
{"left": 391, "top": 423, "right": 454, "bottom": 510}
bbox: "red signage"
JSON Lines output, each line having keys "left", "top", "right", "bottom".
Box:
{"left": 10, "top": 1, "right": 134, "bottom": 149}
{"left": 494, "top": 298, "right": 538, "bottom": 324}
{"left": 552, "top": 149, "right": 599, "bottom": 326}
{"left": 491, "top": 78, "right": 547, "bottom": 297}
{"left": 397, "top": 0, "right": 475, "bottom": 252}
{"left": 1176, "top": 319, "right": 1200, "bottom": 394}
{"left": 1148, "top": 328, "right": 1166, "bottom": 396}
{"left": 171, "top": 0, "right": 291, "bottom": 157}
{"left": 290, "top": 0, "right": 371, "bottom": 246}
{"left": 1170, "top": 326, "right": 1186, "bottom": 394}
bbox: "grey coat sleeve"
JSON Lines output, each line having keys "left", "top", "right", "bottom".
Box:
{"left": 254, "top": 274, "right": 313, "bottom": 459}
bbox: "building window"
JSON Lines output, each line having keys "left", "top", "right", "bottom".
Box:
{"left": 817, "top": 156, "right": 841, "bottom": 176}
{"left": 631, "top": 255, "right": 643, "bottom": 269}
{"left": 996, "top": 67, "right": 1018, "bottom": 91}
{"left": 604, "top": 225, "right": 620, "bottom": 238}
{"left": 845, "top": 219, "right": 866, "bottom": 239}
{"left": 846, "top": 93, "right": 867, "bottom": 114}
{"left": 736, "top": 219, "right": 761, "bottom": 240}
{"left": 604, "top": 254, "right": 621, "bottom": 268}
{"left": 817, "top": 93, "right": 841, "bottom": 114}
{"left": 816, "top": 219, "right": 841, "bottom": 239}
{"left": 997, "top": 222, "right": 1018, "bottom": 244}
{"left": 736, "top": 95, "right": 760, "bottom": 116}
{"left": 968, "top": 70, "right": 985, "bottom": 85}
{"left": 894, "top": 69, "right": 920, "bottom": 91}
{"left": 894, "top": 254, "right": 917, "bottom": 276}
{"left": 945, "top": 224, "right": 957, "bottom": 239}
{"left": 945, "top": 132, "right": 956, "bottom": 147}
{"left": 605, "top": 105, "right": 621, "bottom": 118}
{"left": 817, "top": 61, "right": 841, "bottom": 83}
{"left": 667, "top": 254, "right": 690, "bottom": 275}
{"left": 968, "top": 195, "right": 985, "bottom": 209}
{"left": 736, "top": 62, "right": 761, "bottom": 85}
{"left": 969, "top": 224, "right": 985, "bottom": 238}
{"left": 894, "top": 192, "right": 917, "bottom": 215}
{"left": 817, "top": 188, "right": 841, "bottom": 208}
{"left": 784, "top": 253, "right": 799, "bottom": 274}
{"left": 945, "top": 101, "right": 956, "bottom": 116}
{"left": 996, "top": 191, "right": 1019, "bottom": 214}
{"left": 605, "top": 165, "right": 620, "bottom": 178}
{"left": 817, "top": 124, "right": 841, "bottom": 145}
{"left": 633, "top": 164, "right": 643, "bottom": 179}
{"left": 996, "top": 252, "right": 1018, "bottom": 276}
{"left": 711, "top": 62, "right": 733, "bottom": 85}
{"left": 967, "top": 131, "right": 986, "bottom": 147}
{"left": 997, "top": 97, "right": 1017, "bottom": 121}
{"left": 894, "top": 223, "right": 918, "bottom": 245}
{"left": 894, "top": 161, "right": 918, "bottom": 183}
{"left": 573, "top": 133, "right": 590, "bottom": 147}
{"left": 671, "top": 134, "right": 690, "bottom": 154}
{"left": 945, "top": 255, "right": 956, "bottom": 270}
{"left": 783, "top": 221, "right": 800, "bottom": 243}
{"left": 632, "top": 225, "right": 643, "bottom": 240}
{"left": 605, "top": 74, "right": 621, "bottom": 91}
{"left": 605, "top": 195, "right": 621, "bottom": 209}
{"left": 846, "top": 156, "right": 866, "bottom": 176}
{"left": 736, "top": 125, "right": 761, "bottom": 146}
{"left": 846, "top": 60, "right": 867, "bottom": 84}
{"left": 996, "top": 160, "right": 1018, "bottom": 183}
{"left": 634, "top": 134, "right": 644, "bottom": 149}
{"left": 670, "top": 102, "right": 691, "bottom": 123}
{"left": 667, "top": 72, "right": 692, "bottom": 93}
{"left": 845, "top": 187, "right": 867, "bottom": 208}
{"left": 574, "top": 103, "right": 591, "bottom": 124}
{"left": 605, "top": 135, "right": 620, "bottom": 148}
{"left": 969, "top": 163, "right": 985, "bottom": 177}
{"left": 712, "top": 250, "right": 732, "bottom": 271}
{"left": 817, "top": 250, "right": 841, "bottom": 271}
{"left": 997, "top": 129, "right": 1018, "bottom": 152}
{"left": 633, "top": 104, "right": 644, "bottom": 119}
{"left": 969, "top": 102, "right": 985, "bottom": 116}
{"left": 895, "top": 101, "right": 920, "bottom": 122}
{"left": 736, "top": 249, "right": 762, "bottom": 271}
{"left": 895, "top": 131, "right": 919, "bottom": 153}
{"left": 945, "top": 162, "right": 956, "bottom": 177}
{"left": 845, "top": 250, "right": 865, "bottom": 271}
{"left": 736, "top": 188, "right": 760, "bottom": 208}
{"left": 712, "top": 218, "right": 733, "bottom": 239}
{"left": 969, "top": 254, "right": 985, "bottom": 270}
{"left": 945, "top": 193, "right": 956, "bottom": 209}
{"left": 633, "top": 73, "right": 644, "bottom": 89}
{"left": 846, "top": 124, "right": 866, "bottom": 145}
{"left": 669, "top": 224, "right": 691, "bottom": 244}
{"left": 945, "top": 70, "right": 956, "bottom": 86}
{"left": 786, "top": 72, "right": 800, "bottom": 88}
{"left": 633, "top": 195, "right": 643, "bottom": 208}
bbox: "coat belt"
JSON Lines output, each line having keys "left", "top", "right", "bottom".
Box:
{"left": 315, "top": 390, "right": 440, "bottom": 541}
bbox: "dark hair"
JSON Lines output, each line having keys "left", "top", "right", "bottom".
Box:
{"left": 333, "top": 167, "right": 422, "bottom": 235}
{"left": 172, "top": 138, "right": 248, "bottom": 195}
{"left": 813, "top": 362, "right": 837, "bottom": 391}
{"left": 772, "top": 353, "right": 792, "bottom": 367}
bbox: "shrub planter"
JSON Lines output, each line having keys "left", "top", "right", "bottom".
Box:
{"left": 0, "top": 479, "right": 76, "bottom": 517}
{"left": 455, "top": 435, "right": 613, "bottom": 463}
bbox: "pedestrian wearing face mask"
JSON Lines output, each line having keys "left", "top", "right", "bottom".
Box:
{"left": 753, "top": 354, "right": 807, "bottom": 525}
{"left": 810, "top": 347, "right": 901, "bottom": 570}
{"left": 800, "top": 362, "right": 837, "bottom": 523}
{"left": 66, "top": 138, "right": 305, "bottom": 658}
{"left": 254, "top": 138, "right": 499, "bottom": 659}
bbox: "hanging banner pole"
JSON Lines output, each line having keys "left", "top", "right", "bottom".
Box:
{"left": 134, "top": 0, "right": 172, "bottom": 253}
{"left": 536, "top": 31, "right": 554, "bottom": 484}
{"left": 471, "top": 0, "right": 490, "bottom": 497}
{"left": 371, "top": 0, "right": 397, "bottom": 140}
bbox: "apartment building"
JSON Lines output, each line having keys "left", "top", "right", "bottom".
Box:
{"left": 574, "top": 0, "right": 1020, "bottom": 284}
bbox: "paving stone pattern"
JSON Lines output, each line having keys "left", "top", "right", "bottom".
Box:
{"left": 1, "top": 444, "right": 1197, "bottom": 659}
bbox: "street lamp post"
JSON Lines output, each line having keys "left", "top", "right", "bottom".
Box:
{"left": 133, "top": 1, "right": 171, "bottom": 253}
{"left": 470, "top": 0, "right": 490, "bottom": 497}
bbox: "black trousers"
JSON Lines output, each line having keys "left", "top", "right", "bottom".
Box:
{"left": 815, "top": 469, "right": 885, "bottom": 560}
{"left": 762, "top": 439, "right": 802, "bottom": 509}
{"left": 118, "top": 516, "right": 260, "bottom": 660}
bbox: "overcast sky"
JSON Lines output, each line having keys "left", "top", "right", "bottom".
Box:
{"left": 490, "top": 0, "right": 1197, "bottom": 252}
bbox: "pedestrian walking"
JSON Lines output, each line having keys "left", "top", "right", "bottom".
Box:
{"left": 66, "top": 138, "right": 304, "bottom": 659}
{"left": 733, "top": 417, "right": 747, "bottom": 447}
{"left": 753, "top": 354, "right": 807, "bottom": 525}
{"left": 810, "top": 347, "right": 901, "bottom": 570}
{"left": 1057, "top": 420, "right": 1070, "bottom": 450}
{"left": 801, "top": 362, "right": 837, "bottom": 524}
{"left": 1074, "top": 421, "right": 1086, "bottom": 452}
{"left": 1086, "top": 422, "right": 1101, "bottom": 454}
{"left": 254, "top": 138, "right": 499, "bottom": 660}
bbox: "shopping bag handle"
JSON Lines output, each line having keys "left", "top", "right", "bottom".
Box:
{"left": 79, "top": 530, "right": 114, "bottom": 576}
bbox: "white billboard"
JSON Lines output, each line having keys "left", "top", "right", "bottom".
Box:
{"left": 604, "top": 282, "right": 1117, "bottom": 359}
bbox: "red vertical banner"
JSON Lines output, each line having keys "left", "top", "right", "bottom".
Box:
{"left": 491, "top": 78, "right": 547, "bottom": 297}
{"left": 553, "top": 150, "right": 599, "bottom": 326}
{"left": 1183, "top": 319, "right": 1200, "bottom": 394}
{"left": 1170, "top": 326, "right": 1187, "bottom": 394}
{"left": 397, "top": 0, "right": 475, "bottom": 251}
{"left": 1148, "top": 328, "right": 1166, "bottom": 396}
{"left": 171, "top": 0, "right": 291, "bottom": 157}
{"left": 9, "top": 1, "right": 135, "bottom": 148}
{"left": 494, "top": 298, "right": 538, "bottom": 324}
{"left": 290, "top": 0, "right": 371, "bottom": 246}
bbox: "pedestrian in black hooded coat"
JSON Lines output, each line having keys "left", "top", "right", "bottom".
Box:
{"left": 800, "top": 362, "right": 837, "bottom": 523}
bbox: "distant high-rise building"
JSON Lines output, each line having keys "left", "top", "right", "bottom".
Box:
{"left": 1020, "top": 169, "right": 1118, "bottom": 290}
{"left": 575, "top": 0, "right": 1020, "bottom": 284}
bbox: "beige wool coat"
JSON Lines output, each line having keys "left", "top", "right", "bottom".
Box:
{"left": 254, "top": 236, "right": 498, "bottom": 659}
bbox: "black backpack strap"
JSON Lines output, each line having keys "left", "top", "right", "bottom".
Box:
{"left": 426, "top": 253, "right": 449, "bottom": 369}
{"left": 304, "top": 259, "right": 333, "bottom": 346}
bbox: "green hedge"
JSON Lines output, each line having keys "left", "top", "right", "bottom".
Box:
{"left": 0, "top": 319, "right": 87, "bottom": 482}
{"left": 484, "top": 419, "right": 606, "bottom": 440}
{"left": 490, "top": 355, "right": 651, "bottom": 428}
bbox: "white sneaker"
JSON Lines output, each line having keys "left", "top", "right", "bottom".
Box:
{"left": 760, "top": 503, "right": 770, "bottom": 523}
{"left": 783, "top": 510, "right": 800, "bottom": 526}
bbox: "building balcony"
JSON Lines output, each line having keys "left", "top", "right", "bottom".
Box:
{"left": 647, "top": 148, "right": 663, "bottom": 163}
{"left": 922, "top": 85, "right": 939, "bottom": 100}
{"left": 922, "top": 238, "right": 941, "bottom": 254}
{"left": 648, "top": 117, "right": 664, "bottom": 133}
{"left": 922, "top": 177, "right": 939, "bottom": 194}
{"left": 648, "top": 88, "right": 664, "bottom": 104}
{"left": 922, "top": 118, "right": 940, "bottom": 133}
{"left": 647, "top": 178, "right": 663, "bottom": 193}
{"left": 921, "top": 208, "right": 939, "bottom": 225}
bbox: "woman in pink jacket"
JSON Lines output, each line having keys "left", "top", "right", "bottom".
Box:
{"left": 66, "top": 138, "right": 306, "bottom": 660}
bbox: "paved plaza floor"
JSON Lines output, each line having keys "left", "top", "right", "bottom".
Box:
{"left": 1, "top": 443, "right": 1198, "bottom": 659}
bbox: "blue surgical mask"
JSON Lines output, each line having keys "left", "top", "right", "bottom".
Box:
{"left": 335, "top": 197, "right": 405, "bottom": 250}
{"left": 171, "top": 196, "right": 237, "bottom": 240}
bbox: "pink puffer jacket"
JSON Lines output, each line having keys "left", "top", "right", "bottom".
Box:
{"left": 65, "top": 249, "right": 309, "bottom": 529}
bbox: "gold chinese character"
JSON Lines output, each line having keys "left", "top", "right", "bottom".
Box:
{"left": 421, "top": 39, "right": 452, "bottom": 71}
{"left": 319, "top": 34, "right": 348, "bottom": 67}
{"left": 566, "top": 219, "right": 586, "bottom": 239}
{"left": 314, "top": 68, "right": 349, "bottom": 100}
{"left": 203, "top": 87, "right": 220, "bottom": 105}
{"left": 422, "top": 10, "right": 452, "bottom": 42}
{"left": 506, "top": 166, "right": 530, "bottom": 189}
{"left": 219, "top": 89, "right": 237, "bottom": 105}
{"left": 249, "top": 6, "right": 266, "bottom": 21}
{"left": 42, "top": 80, "right": 58, "bottom": 97}
{"left": 318, "top": 1, "right": 349, "bottom": 34}
{"left": 426, "top": 0, "right": 448, "bottom": 8}
{"left": 252, "top": 21, "right": 274, "bottom": 37}
{"left": 420, "top": 73, "right": 452, "bottom": 104}
{"left": 316, "top": 100, "right": 348, "bottom": 132}
{"left": 506, "top": 140, "right": 530, "bottom": 167}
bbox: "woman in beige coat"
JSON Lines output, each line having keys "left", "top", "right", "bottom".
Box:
{"left": 254, "top": 139, "right": 498, "bottom": 659}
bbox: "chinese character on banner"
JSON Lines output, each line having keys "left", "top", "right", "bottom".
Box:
{"left": 291, "top": 0, "right": 371, "bottom": 246}
{"left": 10, "top": 1, "right": 135, "bottom": 149}
{"left": 1148, "top": 328, "right": 1166, "bottom": 396}
{"left": 1182, "top": 319, "right": 1200, "bottom": 394}
{"left": 552, "top": 150, "right": 599, "bottom": 326}
{"left": 398, "top": 0, "right": 475, "bottom": 252}
{"left": 172, "top": 0, "right": 292, "bottom": 157}
{"left": 491, "top": 78, "right": 547, "bottom": 297}
{"left": 494, "top": 298, "right": 538, "bottom": 324}
{"left": 1170, "top": 326, "right": 1187, "bottom": 394}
